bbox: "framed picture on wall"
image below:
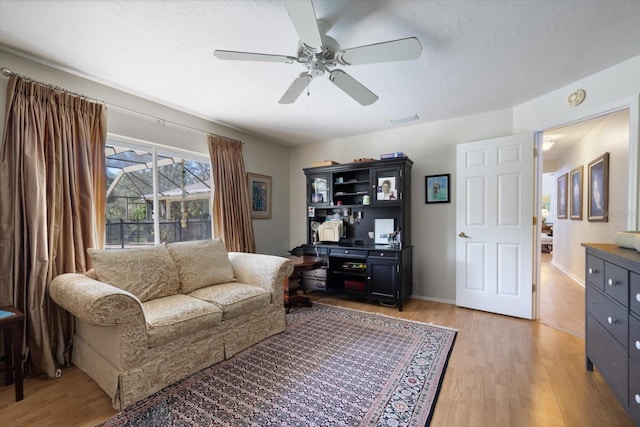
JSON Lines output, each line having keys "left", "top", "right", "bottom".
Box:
{"left": 425, "top": 174, "right": 450, "bottom": 203}
{"left": 569, "top": 166, "right": 583, "bottom": 220}
{"left": 587, "top": 152, "right": 609, "bottom": 222}
{"left": 557, "top": 173, "right": 568, "bottom": 219}
{"left": 247, "top": 173, "right": 272, "bottom": 219}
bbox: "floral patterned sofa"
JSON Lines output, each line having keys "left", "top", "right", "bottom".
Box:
{"left": 49, "top": 239, "right": 293, "bottom": 410}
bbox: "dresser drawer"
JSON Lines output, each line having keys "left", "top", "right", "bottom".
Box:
{"left": 586, "top": 285, "right": 628, "bottom": 347}
{"left": 586, "top": 314, "right": 628, "bottom": 405}
{"left": 630, "top": 315, "right": 640, "bottom": 364}
{"left": 604, "top": 262, "right": 629, "bottom": 307}
{"left": 586, "top": 254, "right": 605, "bottom": 290}
{"left": 630, "top": 357, "right": 640, "bottom": 426}
{"left": 631, "top": 272, "right": 640, "bottom": 317}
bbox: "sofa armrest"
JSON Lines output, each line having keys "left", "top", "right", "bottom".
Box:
{"left": 49, "top": 273, "right": 144, "bottom": 325}
{"left": 227, "top": 253, "right": 294, "bottom": 306}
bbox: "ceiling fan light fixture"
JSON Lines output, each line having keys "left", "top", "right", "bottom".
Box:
{"left": 308, "top": 60, "right": 326, "bottom": 77}
{"left": 215, "top": 0, "right": 421, "bottom": 106}
{"left": 390, "top": 114, "right": 419, "bottom": 124}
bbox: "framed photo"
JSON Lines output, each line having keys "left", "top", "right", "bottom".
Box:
{"left": 569, "top": 166, "right": 583, "bottom": 220}
{"left": 376, "top": 176, "right": 398, "bottom": 201}
{"left": 587, "top": 152, "right": 609, "bottom": 222}
{"left": 557, "top": 173, "right": 568, "bottom": 219}
{"left": 425, "top": 174, "right": 450, "bottom": 203}
{"left": 247, "top": 173, "right": 272, "bottom": 219}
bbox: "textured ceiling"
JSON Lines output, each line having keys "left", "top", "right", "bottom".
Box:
{"left": 1, "top": 0, "right": 640, "bottom": 146}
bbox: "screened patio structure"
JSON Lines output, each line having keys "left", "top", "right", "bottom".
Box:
{"left": 105, "top": 144, "right": 212, "bottom": 248}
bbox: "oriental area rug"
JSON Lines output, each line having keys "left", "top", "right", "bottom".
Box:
{"left": 99, "top": 303, "right": 457, "bottom": 427}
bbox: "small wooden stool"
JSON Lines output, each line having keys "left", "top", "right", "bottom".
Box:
{"left": 0, "top": 306, "right": 25, "bottom": 401}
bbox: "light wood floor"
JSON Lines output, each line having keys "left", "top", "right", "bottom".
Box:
{"left": 540, "top": 252, "right": 585, "bottom": 338}
{"left": 1, "top": 288, "right": 633, "bottom": 426}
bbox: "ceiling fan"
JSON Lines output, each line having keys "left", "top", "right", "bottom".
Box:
{"left": 213, "top": 0, "right": 422, "bottom": 106}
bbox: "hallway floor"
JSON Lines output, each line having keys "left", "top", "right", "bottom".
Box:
{"left": 540, "top": 252, "right": 585, "bottom": 338}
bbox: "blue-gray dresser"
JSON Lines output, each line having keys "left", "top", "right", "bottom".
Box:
{"left": 583, "top": 243, "right": 640, "bottom": 425}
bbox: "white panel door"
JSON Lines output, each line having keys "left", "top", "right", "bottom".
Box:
{"left": 456, "top": 134, "right": 535, "bottom": 319}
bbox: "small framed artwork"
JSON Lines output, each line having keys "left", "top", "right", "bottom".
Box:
{"left": 247, "top": 173, "right": 272, "bottom": 219}
{"left": 587, "top": 152, "right": 609, "bottom": 222}
{"left": 569, "top": 166, "right": 583, "bottom": 220}
{"left": 557, "top": 173, "right": 568, "bottom": 219}
{"left": 425, "top": 174, "right": 450, "bottom": 203}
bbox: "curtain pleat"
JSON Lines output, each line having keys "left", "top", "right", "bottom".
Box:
{"left": 208, "top": 135, "right": 256, "bottom": 253}
{"left": 0, "top": 76, "right": 107, "bottom": 377}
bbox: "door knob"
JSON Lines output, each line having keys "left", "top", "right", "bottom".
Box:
{"left": 458, "top": 231, "right": 470, "bottom": 238}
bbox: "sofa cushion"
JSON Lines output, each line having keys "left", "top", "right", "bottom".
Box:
{"left": 188, "top": 282, "right": 271, "bottom": 320}
{"left": 88, "top": 246, "right": 180, "bottom": 302}
{"left": 166, "top": 239, "right": 236, "bottom": 293}
{"left": 142, "top": 294, "right": 223, "bottom": 348}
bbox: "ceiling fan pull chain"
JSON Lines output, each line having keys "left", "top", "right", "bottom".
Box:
{"left": 307, "top": 75, "right": 311, "bottom": 96}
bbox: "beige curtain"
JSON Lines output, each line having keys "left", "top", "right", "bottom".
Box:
{"left": 0, "top": 76, "right": 107, "bottom": 377}
{"left": 208, "top": 135, "right": 256, "bottom": 253}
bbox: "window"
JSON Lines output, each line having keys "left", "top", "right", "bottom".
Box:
{"left": 105, "top": 140, "right": 212, "bottom": 248}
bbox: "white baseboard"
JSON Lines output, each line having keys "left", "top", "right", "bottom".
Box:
{"left": 410, "top": 295, "right": 456, "bottom": 305}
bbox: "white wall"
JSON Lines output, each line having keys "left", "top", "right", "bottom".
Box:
{"left": 549, "top": 110, "right": 630, "bottom": 283}
{"left": 0, "top": 48, "right": 292, "bottom": 256}
{"left": 290, "top": 109, "right": 514, "bottom": 303}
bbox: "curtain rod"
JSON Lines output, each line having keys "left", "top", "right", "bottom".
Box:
{"left": 0, "top": 66, "right": 243, "bottom": 143}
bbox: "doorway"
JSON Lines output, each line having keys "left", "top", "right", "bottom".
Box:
{"left": 538, "top": 109, "right": 631, "bottom": 337}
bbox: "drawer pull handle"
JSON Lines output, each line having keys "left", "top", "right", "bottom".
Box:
{"left": 380, "top": 253, "right": 384, "bottom": 256}
{"left": 636, "top": 293, "right": 640, "bottom": 303}
{"left": 636, "top": 394, "right": 640, "bottom": 405}
{"left": 607, "top": 279, "right": 618, "bottom": 286}
{"left": 636, "top": 340, "right": 640, "bottom": 350}
{"left": 588, "top": 268, "right": 596, "bottom": 275}
{"left": 607, "top": 316, "right": 616, "bottom": 325}
{"left": 345, "top": 250, "right": 349, "bottom": 254}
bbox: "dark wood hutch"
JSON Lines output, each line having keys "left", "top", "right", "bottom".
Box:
{"left": 301, "top": 158, "right": 413, "bottom": 311}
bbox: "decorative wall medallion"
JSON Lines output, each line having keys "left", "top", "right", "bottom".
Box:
{"left": 567, "top": 89, "right": 586, "bottom": 106}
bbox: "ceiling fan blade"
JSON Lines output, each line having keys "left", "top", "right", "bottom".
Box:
{"left": 279, "top": 73, "right": 312, "bottom": 104}
{"left": 336, "top": 37, "right": 422, "bottom": 65}
{"left": 214, "top": 50, "right": 296, "bottom": 64}
{"left": 329, "top": 70, "right": 378, "bottom": 106}
{"left": 283, "top": 0, "right": 323, "bottom": 50}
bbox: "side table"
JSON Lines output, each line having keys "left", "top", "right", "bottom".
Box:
{"left": 0, "top": 306, "right": 25, "bottom": 401}
{"left": 286, "top": 256, "right": 322, "bottom": 312}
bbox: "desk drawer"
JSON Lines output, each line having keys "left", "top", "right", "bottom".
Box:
{"left": 368, "top": 250, "right": 398, "bottom": 259}
{"left": 329, "top": 248, "right": 366, "bottom": 258}
{"left": 586, "top": 314, "right": 628, "bottom": 405}
{"left": 586, "top": 254, "right": 605, "bottom": 290}
{"left": 604, "top": 262, "right": 628, "bottom": 307}
{"left": 586, "top": 285, "right": 628, "bottom": 347}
